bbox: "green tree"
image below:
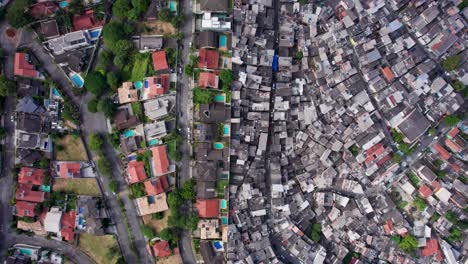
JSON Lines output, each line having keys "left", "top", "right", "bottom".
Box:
{"left": 219, "top": 69, "right": 234, "bottom": 91}
{"left": 413, "top": 196, "right": 426, "bottom": 211}
{"left": 296, "top": 51, "right": 304, "bottom": 60}
{"left": 392, "top": 153, "right": 402, "bottom": 163}
{"left": 180, "top": 180, "right": 196, "bottom": 200}
{"left": 444, "top": 115, "right": 460, "bottom": 127}
{"left": 38, "top": 157, "right": 50, "bottom": 169}
{"left": 106, "top": 71, "right": 120, "bottom": 90}
{"left": 152, "top": 212, "right": 164, "bottom": 220}
{"left": 159, "top": 228, "right": 179, "bottom": 241}
{"left": 309, "top": 223, "right": 321, "bottom": 242}
{"left": 103, "top": 21, "right": 133, "bottom": 50}
{"left": 88, "top": 134, "right": 103, "bottom": 152}
{"left": 445, "top": 211, "right": 457, "bottom": 223}
{"left": 186, "top": 215, "right": 199, "bottom": 230}
{"left": 391, "top": 235, "right": 401, "bottom": 244}
{"left": 447, "top": 227, "right": 462, "bottom": 242}
{"left": 0, "top": 127, "right": 6, "bottom": 139}
{"left": 85, "top": 72, "right": 108, "bottom": 96}
{"left": 140, "top": 224, "right": 156, "bottom": 238}
{"left": 109, "top": 180, "right": 118, "bottom": 193}
{"left": 428, "top": 128, "right": 436, "bottom": 136}
{"left": 0, "top": 75, "right": 16, "bottom": 96}
{"left": 442, "top": 55, "right": 462, "bottom": 71}
{"left": 158, "top": 8, "right": 173, "bottom": 22}
{"left": 97, "top": 98, "right": 116, "bottom": 118}
{"left": 398, "top": 235, "right": 417, "bottom": 253}
{"left": 68, "top": 0, "right": 84, "bottom": 15}
{"left": 112, "top": 0, "right": 132, "bottom": 19}
{"left": 97, "top": 158, "right": 112, "bottom": 176}
{"left": 96, "top": 49, "right": 113, "bottom": 71}
{"left": 452, "top": 80, "right": 465, "bottom": 91}
{"left": 131, "top": 0, "right": 150, "bottom": 17}
{"left": 6, "top": 0, "right": 33, "bottom": 28}
{"left": 113, "top": 40, "right": 134, "bottom": 59}
{"left": 167, "top": 190, "right": 183, "bottom": 208}
{"left": 87, "top": 99, "right": 98, "bottom": 113}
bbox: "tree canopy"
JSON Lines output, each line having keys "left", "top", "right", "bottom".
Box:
{"left": 87, "top": 99, "right": 98, "bottom": 113}
{"left": 0, "top": 76, "right": 16, "bottom": 96}
{"left": 112, "top": 0, "right": 132, "bottom": 19}
{"left": 6, "top": 0, "right": 33, "bottom": 28}
{"left": 220, "top": 69, "right": 234, "bottom": 91}
{"left": 106, "top": 72, "right": 120, "bottom": 90}
{"left": 159, "top": 228, "right": 180, "bottom": 242}
{"left": 444, "top": 115, "right": 460, "bottom": 127}
{"left": 97, "top": 98, "right": 116, "bottom": 118}
{"left": 88, "top": 134, "right": 103, "bottom": 152}
{"left": 85, "top": 72, "right": 108, "bottom": 96}
{"left": 399, "top": 235, "right": 418, "bottom": 253}
{"left": 442, "top": 55, "right": 462, "bottom": 71}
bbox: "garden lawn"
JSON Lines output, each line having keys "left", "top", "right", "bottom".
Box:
{"left": 53, "top": 178, "right": 101, "bottom": 197}
{"left": 54, "top": 135, "right": 87, "bottom": 161}
{"left": 131, "top": 54, "right": 149, "bottom": 81}
{"left": 79, "top": 234, "right": 119, "bottom": 264}
{"left": 137, "top": 21, "right": 176, "bottom": 36}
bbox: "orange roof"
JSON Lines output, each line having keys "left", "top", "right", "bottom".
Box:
{"left": 15, "top": 201, "right": 37, "bottom": 217}
{"left": 196, "top": 199, "right": 219, "bottom": 218}
{"left": 151, "top": 241, "right": 172, "bottom": 257}
{"left": 450, "top": 162, "right": 461, "bottom": 173}
{"left": 147, "top": 75, "right": 170, "bottom": 98}
{"left": 14, "top": 53, "right": 39, "bottom": 78}
{"left": 198, "top": 48, "right": 219, "bottom": 69}
{"left": 56, "top": 162, "right": 81, "bottom": 178}
{"left": 432, "top": 143, "right": 451, "bottom": 160}
{"left": 72, "top": 10, "right": 104, "bottom": 31}
{"left": 445, "top": 138, "right": 462, "bottom": 153}
{"left": 198, "top": 72, "right": 219, "bottom": 89}
{"left": 127, "top": 161, "right": 147, "bottom": 183}
{"left": 431, "top": 180, "right": 441, "bottom": 192}
{"left": 421, "top": 239, "right": 438, "bottom": 257}
{"left": 381, "top": 67, "right": 395, "bottom": 82}
{"left": 61, "top": 210, "right": 76, "bottom": 241}
{"left": 151, "top": 146, "right": 169, "bottom": 175}
{"left": 144, "top": 176, "right": 169, "bottom": 195}
{"left": 16, "top": 184, "right": 46, "bottom": 203}
{"left": 18, "top": 167, "right": 45, "bottom": 186}
{"left": 152, "top": 51, "right": 169, "bottom": 71}
{"left": 447, "top": 127, "right": 459, "bottom": 139}
{"left": 418, "top": 184, "right": 432, "bottom": 198}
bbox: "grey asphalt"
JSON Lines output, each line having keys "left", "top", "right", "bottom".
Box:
{"left": 175, "top": 0, "right": 197, "bottom": 263}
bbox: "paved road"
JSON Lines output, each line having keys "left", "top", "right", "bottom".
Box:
{"left": 176, "top": 0, "right": 197, "bottom": 263}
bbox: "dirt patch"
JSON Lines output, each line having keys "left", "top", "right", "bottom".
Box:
{"left": 53, "top": 178, "right": 101, "bottom": 197}
{"left": 55, "top": 135, "right": 87, "bottom": 161}
{"left": 157, "top": 254, "right": 183, "bottom": 264}
{"left": 137, "top": 21, "right": 176, "bottom": 36}
{"left": 142, "top": 210, "right": 170, "bottom": 233}
{"left": 79, "top": 234, "right": 119, "bottom": 264}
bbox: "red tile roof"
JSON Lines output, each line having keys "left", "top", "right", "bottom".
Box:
{"left": 421, "top": 239, "right": 438, "bottom": 257}
{"left": 15, "top": 201, "right": 37, "bottom": 217}
{"left": 445, "top": 138, "right": 462, "bottom": 153}
{"left": 151, "top": 146, "right": 169, "bottom": 175}
{"left": 383, "top": 219, "right": 393, "bottom": 235}
{"left": 450, "top": 162, "right": 461, "bottom": 173}
{"left": 431, "top": 180, "right": 441, "bottom": 192}
{"left": 72, "top": 10, "right": 104, "bottom": 31}
{"left": 198, "top": 72, "right": 219, "bottom": 89}
{"left": 127, "top": 161, "right": 148, "bottom": 184}
{"left": 30, "top": 1, "right": 59, "bottom": 18}
{"left": 376, "top": 155, "right": 391, "bottom": 166}
{"left": 447, "top": 127, "right": 459, "bottom": 139}
{"left": 151, "top": 241, "right": 172, "bottom": 257}
{"left": 381, "top": 66, "right": 395, "bottom": 82}
{"left": 16, "top": 184, "right": 46, "bottom": 203}
{"left": 418, "top": 184, "right": 432, "bottom": 198}
{"left": 432, "top": 143, "right": 451, "bottom": 161}
{"left": 196, "top": 199, "right": 219, "bottom": 218}
{"left": 56, "top": 162, "right": 81, "bottom": 178}
{"left": 147, "top": 74, "right": 170, "bottom": 98}
{"left": 144, "top": 176, "right": 169, "bottom": 195}
{"left": 18, "top": 167, "right": 45, "bottom": 186}
{"left": 152, "top": 51, "right": 169, "bottom": 71}
{"left": 61, "top": 210, "right": 76, "bottom": 241}
{"left": 198, "top": 48, "right": 219, "bottom": 69}
{"left": 14, "top": 53, "right": 39, "bottom": 78}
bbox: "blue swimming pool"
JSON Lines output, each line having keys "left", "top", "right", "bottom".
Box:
{"left": 214, "top": 142, "right": 224, "bottom": 149}
{"left": 223, "top": 124, "right": 230, "bottom": 136}
{"left": 52, "top": 88, "right": 61, "bottom": 97}
{"left": 214, "top": 94, "right": 225, "bottom": 102}
{"left": 169, "top": 0, "right": 177, "bottom": 12}
{"left": 89, "top": 28, "right": 102, "bottom": 39}
{"left": 40, "top": 185, "right": 51, "bottom": 193}
{"left": 149, "top": 139, "right": 159, "bottom": 146}
{"left": 124, "top": 130, "right": 135, "bottom": 138}
{"left": 134, "top": 81, "right": 143, "bottom": 89}
{"left": 70, "top": 73, "right": 84, "bottom": 88}
{"left": 221, "top": 217, "right": 228, "bottom": 225}
{"left": 213, "top": 241, "right": 223, "bottom": 250}
{"left": 220, "top": 199, "right": 227, "bottom": 209}
{"left": 59, "top": 1, "right": 69, "bottom": 8}
{"left": 219, "top": 35, "right": 227, "bottom": 47}
{"left": 19, "top": 248, "right": 33, "bottom": 256}
{"left": 144, "top": 79, "right": 149, "bottom": 89}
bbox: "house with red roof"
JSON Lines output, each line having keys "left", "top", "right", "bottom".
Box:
{"left": 127, "top": 161, "right": 148, "bottom": 184}
{"left": 29, "top": 1, "right": 59, "bottom": 19}
{"left": 72, "top": 10, "right": 104, "bottom": 31}
{"left": 418, "top": 184, "right": 433, "bottom": 198}
{"left": 432, "top": 143, "right": 451, "bottom": 161}
{"left": 144, "top": 176, "right": 170, "bottom": 195}
{"left": 198, "top": 72, "right": 219, "bottom": 89}
{"left": 14, "top": 53, "right": 40, "bottom": 78}
{"left": 16, "top": 184, "right": 46, "bottom": 203}
{"left": 198, "top": 48, "right": 219, "bottom": 69}
{"left": 196, "top": 199, "right": 219, "bottom": 218}
{"left": 151, "top": 145, "right": 169, "bottom": 176}
{"left": 152, "top": 51, "right": 169, "bottom": 71}
{"left": 146, "top": 74, "right": 170, "bottom": 98}
{"left": 421, "top": 239, "right": 439, "bottom": 257}
{"left": 381, "top": 66, "right": 395, "bottom": 82}
{"left": 53, "top": 161, "right": 82, "bottom": 178}
{"left": 18, "top": 167, "right": 45, "bottom": 186}
{"left": 15, "top": 201, "right": 37, "bottom": 218}
{"left": 150, "top": 240, "right": 172, "bottom": 258}
{"left": 61, "top": 210, "right": 76, "bottom": 241}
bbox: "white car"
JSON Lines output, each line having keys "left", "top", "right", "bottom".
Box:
{"left": 189, "top": 42, "right": 192, "bottom": 47}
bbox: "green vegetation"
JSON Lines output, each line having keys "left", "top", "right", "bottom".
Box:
{"left": 442, "top": 55, "right": 462, "bottom": 71}
{"left": 430, "top": 213, "right": 440, "bottom": 222}
{"left": 166, "top": 180, "right": 199, "bottom": 231}
{"left": 79, "top": 234, "right": 120, "bottom": 264}
{"left": 103, "top": 21, "right": 135, "bottom": 54}
{"left": 444, "top": 115, "right": 460, "bottom": 127}
{"left": 219, "top": 69, "right": 234, "bottom": 90}
{"left": 391, "top": 235, "right": 401, "bottom": 244}
{"left": 193, "top": 88, "right": 220, "bottom": 104}
{"left": 89, "top": 134, "right": 103, "bottom": 152}
{"left": 407, "top": 172, "right": 420, "bottom": 186}
{"left": 309, "top": 223, "right": 321, "bottom": 242}
{"left": 140, "top": 224, "right": 156, "bottom": 238}
{"left": 391, "top": 129, "right": 414, "bottom": 155}
{"left": 109, "top": 180, "right": 118, "bottom": 193}
{"left": 87, "top": 99, "right": 99, "bottom": 113}
{"left": 167, "top": 141, "right": 181, "bottom": 161}
{"left": 459, "top": 0, "right": 468, "bottom": 10}
{"left": 130, "top": 182, "right": 146, "bottom": 198}
{"left": 53, "top": 179, "right": 101, "bottom": 197}
{"left": 349, "top": 145, "right": 360, "bottom": 156}
{"left": 131, "top": 102, "right": 144, "bottom": 122}
{"left": 113, "top": 0, "right": 150, "bottom": 20}
{"left": 130, "top": 53, "right": 149, "bottom": 81}
{"left": 398, "top": 235, "right": 418, "bottom": 254}
{"left": 296, "top": 51, "right": 304, "bottom": 60}
{"left": 152, "top": 212, "right": 164, "bottom": 220}
{"left": 452, "top": 80, "right": 467, "bottom": 96}
{"left": 0, "top": 75, "right": 16, "bottom": 96}
{"left": 136, "top": 150, "right": 151, "bottom": 177}
{"left": 97, "top": 98, "right": 117, "bottom": 118}
{"left": 428, "top": 128, "right": 436, "bottom": 136}
{"left": 447, "top": 227, "right": 463, "bottom": 242}
{"left": 413, "top": 196, "right": 426, "bottom": 211}
{"left": 165, "top": 48, "right": 177, "bottom": 68}
{"left": 184, "top": 54, "right": 199, "bottom": 77}
{"left": 158, "top": 8, "right": 185, "bottom": 27}
{"left": 85, "top": 72, "right": 108, "bottom": 96}
{"left": 6, "top": 0, "right": 33, "bottom": 28}
{"left": 106, "top": 71, "right": 121, "bottom": 91}
{"left": 216, "top": 179, "right": 228, "bottom": 197}
{"left": 108, "top": 132, "right": 120, "bottom": 149}
{"left": 159, "top": 227, "right": 180, "bottom": 243}
{"left": 97, "top": 158, "right": 112, "bottom": 176}
{"left": 392, "top": 153, "right": 402, "bottom": 164}
{"left": 397, "top": 200, "right": 408, "bottom": 210}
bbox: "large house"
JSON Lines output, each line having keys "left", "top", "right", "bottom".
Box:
{"left": 14, "top": 53, "right": 41, "bottom": 78}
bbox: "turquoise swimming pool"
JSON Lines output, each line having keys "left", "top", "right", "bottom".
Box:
{"left": 221, "top": 217, "right": 228, "bottom": 225}
{"left": 70, "top": 73, "right": 84, "bottom": 88}
{"left": 220, "top": 199, "right": 227, "bottom": 209}
{"left": 214, "top": 94, "right": 225, "bottom": 102}
{"left": 169, "top": 0, "right": 177, "bottom": 12}
{"left": 124, "top": 130, "right": 135, "bottom": 138}
{"left": 214, "top": 142, "right": 224, "bottom": 149}
{"left": 52, "top": 88, "right": 62, "bottom": 97}
{"left": 59, "top": 1, "right": 69, "bottom": 8}
{"left": 89, "top": 28, "right": 102, "bottom": 40}
{"left": 40, "top": 185, "right": 51, "bottom": 193}
{"left": 19, "top": 248, "right": 33, "bottom": 256}
{"left": 149, "top": 139, "right": 159, "bottom": 146}
{"left": 223, "top": 124, "right": 230, "bottom": 136}
{"left": 134, "top": 81, "right": 143, "bottom": 89}
{"left": 219, "top": 35, "right": 227, "bottom": 48}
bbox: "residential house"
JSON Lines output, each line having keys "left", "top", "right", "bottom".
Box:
{"left": 14, "top": 201, "right": 37, "bottom": 218}
{"left": 198, "top": 219, "right": 221, "bottom": 239}
{"left": 199, "top": 49, "right": 219, "bottom": 69}
{"left": 197, "top": 31, "right": 218, "bottom": 49}
{"left": 152, "top": 51, "right": 169, "bottom": 72}
{"left": 113, "top": 105, "right": 140, "bottom": 130}
{"left": 14, "top": 53, "right": 41, "bottom": 79}
{"left": 136, "top": 36, "right": 163, "bottom": 52}
{"left": 143, "top": 98, "right": 170, "bottom": 120}
{"left": 196, "top": 199, "right": 220, "bottom": 218}
{"left": 76, "top": 196, "right": 106, "bottom": 235}
{"left": 52, "top": 161, "right": 82, "bottom": 178}
{"left": 144, "top": 176, "right": 170, "bottom": 195}
{"left": 29, "top": 1, "right": 59, "bottom": 19}
{"left": 151, "top": 145, "right": 169, "bottom": 176}
{"left": 127, "top": 161, "right": 148, "bottom": 184}
{"left": 118, "top": 82, "right": 139, "bottom": 104}
{"left": 41, "top": 20, "right": 60, "bottom": 39}
{"left": 18, "top": 167, "right": 45, "bottom": 186}
{"left": 198, "top": 0, "right": 228, "bottom": 12}
{"left": 72, "top": 10, "right": 104, "bottom": 31}
{"left": 47, "top": 30, "right": 93, "bottom": 55}
{"left": 144, "top": 74, "right": 170, "bottom": 99}
{"left": 135, "top": 193, "right": 169, "bottom": 216}
{"left": 149, "top": 240, "right": 172, "bottom": 258}
{"left": 199, "top": 72, "right": 219, "bottom": 89}
{"left": 16, "top": 184, "right": 46, "bottom": 203}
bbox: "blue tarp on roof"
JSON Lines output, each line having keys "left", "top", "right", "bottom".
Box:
{"left": 272, "top": 55, "right": 278, "bottom": 72}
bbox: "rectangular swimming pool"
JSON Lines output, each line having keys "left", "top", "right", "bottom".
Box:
{"left": 123, "top": 130, "right": 135, "bottom": 138}
{"left": 220, "top": 199, "right": 227, "bottom": 209}
{"left": 70, "top": 73, "right": 84, "bottom": 88}
{"left": 214, "top": 142, "right": 224, "bottom": 149}
{"left": 219, "top": 35, "right": 227, "bottom": 48}
{"left": 214, "top": 94, "right": 225, "bottom": 102}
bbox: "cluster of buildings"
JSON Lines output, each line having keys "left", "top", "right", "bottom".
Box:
{"left": 226, "top": 0, "right": 467, "bottom": 263}
{"left": 31, "top": 1, "right": 105, "bottom": 87}
{"left": 6, "top": 244, "right": 64, "bottom": 264}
